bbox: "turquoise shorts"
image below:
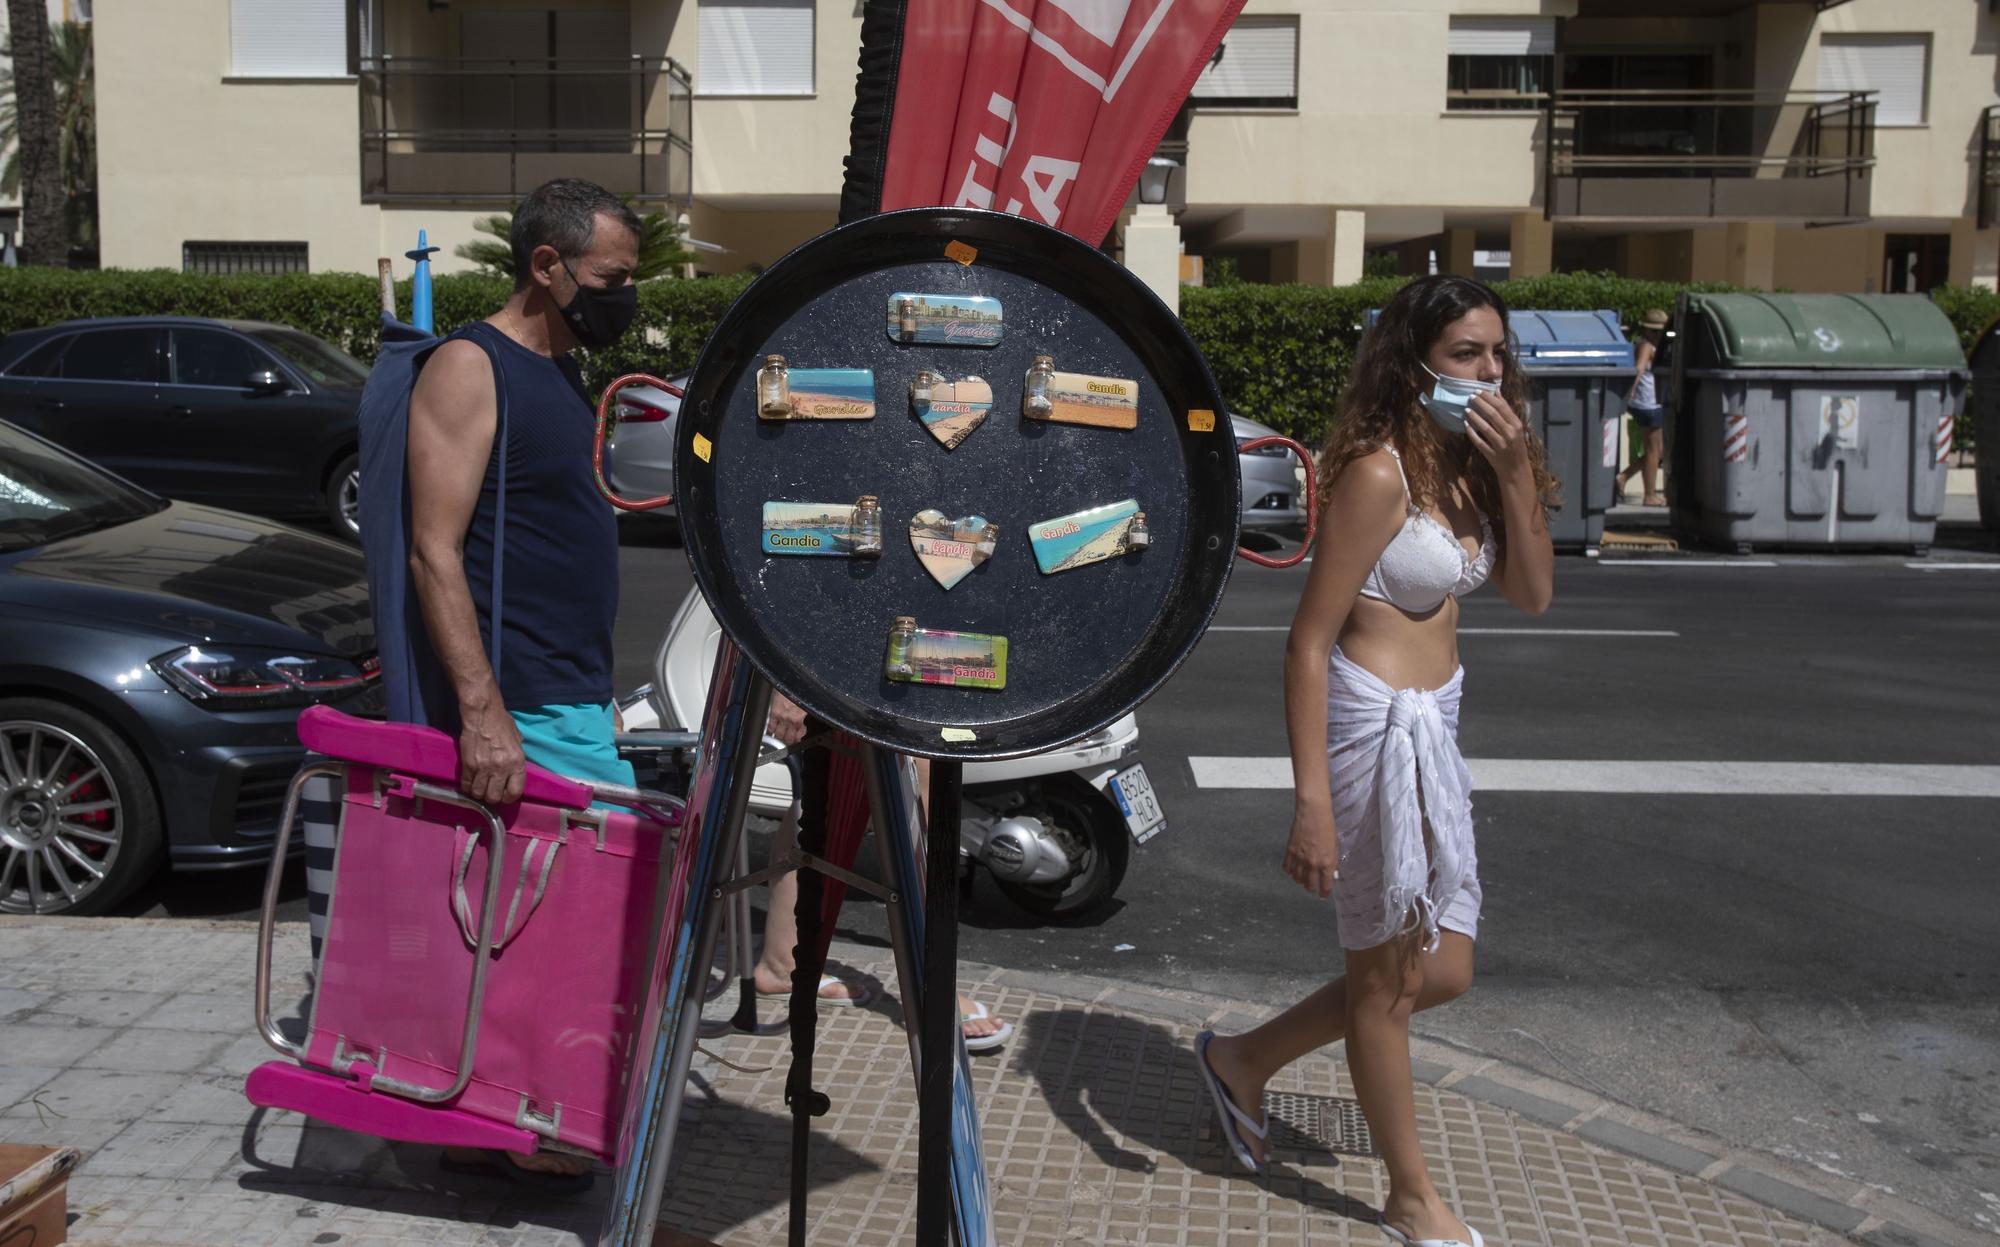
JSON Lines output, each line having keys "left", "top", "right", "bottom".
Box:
{"left": 512, "top": 702, "right": 635, "bottom": 808}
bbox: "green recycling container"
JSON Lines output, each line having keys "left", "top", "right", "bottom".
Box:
{"left": 1668, "top": 293, "right": 1969, "bottom": 554}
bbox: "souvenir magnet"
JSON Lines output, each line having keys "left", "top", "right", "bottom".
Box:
{"left": 1029, "top": 498, "right": 1146, "bottom": 574}
{"left": 884, "top": 616, "right": 1008, "bottom": 690}
{"left": 762, "top": 496, "right": 884, "bottom": 557}
{"left": 887, "top": 293, "right": 1004, "bottom": 346}
{"left": 909, "top": 509, "right": 999, "bottom": 590}
{"left": 756, "top": 354, "right": 876, "bottom": 421}
{"left": 1021, "top": 355, "right": 1138, "bottom": 430}
{"left": 910, "top": 372, "right": 994, "bottom": 449}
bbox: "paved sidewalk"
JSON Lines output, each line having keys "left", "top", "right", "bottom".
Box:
{"left": 0, "top": 918, "right": 1973, "bottom": 1246}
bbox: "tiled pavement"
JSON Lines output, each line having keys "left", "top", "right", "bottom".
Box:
{"left": 0, "top": 918, "right": 1974, "bottom": 1246}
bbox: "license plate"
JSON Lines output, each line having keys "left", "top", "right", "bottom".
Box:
{"left": 1108, "top": 764, "right": 1166, "bottom": 844}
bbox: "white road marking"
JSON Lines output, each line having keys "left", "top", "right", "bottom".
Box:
{"left": 1907, "top": 562, "right": 2000, "bottom": 571}
{"left": 1598, "top": 560, "right": 1779, "bottom": 568}
{"left": 1188, "top": 757, "right": 2000, "bottom": 797}
{"left": 1205, "top": 627, "right": 1680, "bottom": 637}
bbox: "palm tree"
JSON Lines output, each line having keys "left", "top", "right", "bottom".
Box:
{"left": 0, "top": 19, "right": 94, "bottom": 262}
{"left": 3, "top": 0, "right": 66, "bottom": 265}
{"left": 454, "top": 203, "right": 695, "bottom": 281}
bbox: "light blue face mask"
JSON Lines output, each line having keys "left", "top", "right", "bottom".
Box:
{"left": 1419, "top": 363, "right": 1501, "bottom": 435}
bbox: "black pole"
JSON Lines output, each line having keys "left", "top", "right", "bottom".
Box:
{"left": 787, "top": 733, "right": 834, "bottom": 1246}
{"left": 915, "top": 758, "right": 962, "bottom": 1247}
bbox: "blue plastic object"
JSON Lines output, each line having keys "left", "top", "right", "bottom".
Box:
{"left": 404, "top": 229, "right": 441, "bottom": 335}
{"left": 1363, "top": 307, "right": 1635, "bottom": 369}
{"left": 1507, "top": 310, "right": 1635, "bottom": 368}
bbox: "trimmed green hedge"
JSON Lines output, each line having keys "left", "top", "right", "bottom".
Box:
{"left": 0, "top": 266, "right": 1991, "bottom": 446}
{"left": 0, "top": 267, "right": 754, "bottom": 396}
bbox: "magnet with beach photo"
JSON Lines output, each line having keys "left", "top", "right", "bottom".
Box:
{"left": 887, "top": 292, "right": 1004, "bottom": 346}
{"left": 1028, "top": 498, "right": 1148, "bottom": 574}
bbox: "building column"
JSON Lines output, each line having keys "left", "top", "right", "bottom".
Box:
{"left": 1724, "top": 221, "right": 1777, "bottom": 289}
{"left": 1122, "top": 202, "right": 1182, "bottom": 313}
{"left": 1950, "top": 214, "right": 2000, "bottom": 292}
{"left": 1442, "top": 228, "right": 1478, "bottom": 277}
{"left": 1508, "top": 212, "right": 1553, "bottom": 278}
{"left": 1327, "top": 208, "right": 1366, "bottom": 286}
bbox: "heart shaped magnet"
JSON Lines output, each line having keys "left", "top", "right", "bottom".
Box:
{"left": 910, "top": 373, "right": 994, "bottom": 450}
{"left": 909, "top": 509, "right": 999, "bottom": 590}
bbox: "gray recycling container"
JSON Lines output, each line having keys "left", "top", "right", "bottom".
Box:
{"left": 1510, "top": 310, "right": 1635, "bottom": 553}
{"left": 1972, "top": 316, "right": 2000, "bottom": 531}
{"left": 1668, "top": 293, "right": 1969, "bottom": 554}
{"left": 1360, "top": 308, "right": 1636, "bottom": 552}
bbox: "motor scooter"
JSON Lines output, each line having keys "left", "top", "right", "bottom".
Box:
{"left": 617, "top": 588, "right": 1164, "bottom": 920}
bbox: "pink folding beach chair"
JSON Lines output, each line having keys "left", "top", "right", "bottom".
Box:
{"left": 247, "top": 706, "right": 683, "bottom": 1163}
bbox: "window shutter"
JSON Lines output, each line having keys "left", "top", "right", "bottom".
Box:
{"left": 231, "top": 0, "right": 348, "bottom": 77}
{"left": 1448, "top": 18, "right": 1556, "bottom": 57}
{"left": 1817, "top": 35, "right": 1928, "bottom": 127}
{"left": 698, "top": 0, "right": 815, "bottom": 96}
{"left": 1191, "top": 17, "right": 1298, "bottom": 102}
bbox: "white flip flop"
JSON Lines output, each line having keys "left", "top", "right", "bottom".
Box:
{"left": 1194, "top": 1030, "right": 1268, "bottom": 1174}
{"left": 1380, "top": 1220, "right": 1484, "bottom": 1247}
{"left": 756, "top": 973, "right": 873, "bottom": 1008}
{"left": 961, "top": 1000, "right": 1014, "bottom": 1053}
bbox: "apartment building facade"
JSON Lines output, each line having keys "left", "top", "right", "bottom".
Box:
{"left": 92, "top": 0, "right": 1999, "bottom": 291}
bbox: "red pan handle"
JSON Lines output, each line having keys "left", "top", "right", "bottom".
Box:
{"left": 591, "top": 373, "right": 684, "bottom": 512}
{"left": 1235, "top": 435, "right": 1318, "bottom": 569}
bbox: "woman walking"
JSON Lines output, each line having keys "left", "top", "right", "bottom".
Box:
{"left": 1196, "top": 275, "right": 1557, "bottom": 1246}
{"left": 1616, "top": 308, "right": 1671, "bottom": 506}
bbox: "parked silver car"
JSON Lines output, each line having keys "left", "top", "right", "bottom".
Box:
{"left": 1232, "top": 412, "right": 1307, "bottom": 534}
{"left": 600, "top": 374, "right": 686, "bottom": 511}
{"left": 601, "top": 379, "right": 1305, "bottom": 536}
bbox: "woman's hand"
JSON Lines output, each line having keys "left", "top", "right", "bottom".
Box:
{"left": 1282, "top": 803, "right": 1341, "bottom": 898}
{"left": 1466, "top": 390, "right": 1532, "bottom": 479}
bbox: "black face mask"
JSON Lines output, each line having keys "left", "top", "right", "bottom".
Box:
{"left": 559, "top": 260, "right": 638, "bottom": 349}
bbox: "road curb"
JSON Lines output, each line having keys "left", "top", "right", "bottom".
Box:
{"left": 906, "top": 942, "right": 1989, "bottom": 1247}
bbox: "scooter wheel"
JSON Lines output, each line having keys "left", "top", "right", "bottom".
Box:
{"left": 991, "top": 776, "right": 1130, "bottom": 923}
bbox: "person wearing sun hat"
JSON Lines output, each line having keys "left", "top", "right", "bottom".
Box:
{"left": 1616, "top": 308, "right": 1672, "bottom": 507}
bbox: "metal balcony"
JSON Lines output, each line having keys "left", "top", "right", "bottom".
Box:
{"left": 358, "top": 57, "right": 692, "bottom": 205}
{"left": 1543, "top": 89, "right": 1875, "bottom": 223}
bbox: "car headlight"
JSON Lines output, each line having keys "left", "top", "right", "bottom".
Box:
{"left": 151, "top": 645, "right": 376, "bottom": 710}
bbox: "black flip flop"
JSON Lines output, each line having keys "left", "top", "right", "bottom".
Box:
{"left": 439, "top": 1147, "right": 596, "bottom": 1197}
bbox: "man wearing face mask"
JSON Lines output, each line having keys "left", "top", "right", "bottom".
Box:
{"left": 407, "top": 177, "right": 641, "bottom": 870}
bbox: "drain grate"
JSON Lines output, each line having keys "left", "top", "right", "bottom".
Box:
{"left": 1263, "top": 1091, "right": 1377, "bottom": 1157}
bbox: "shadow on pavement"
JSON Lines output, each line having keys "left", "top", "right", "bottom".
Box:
{"left": 1015, "top": 1006, "right": 1382, "bottom": 1230}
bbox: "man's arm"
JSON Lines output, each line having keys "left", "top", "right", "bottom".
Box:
{"left": 407, "top": 337, "right": 524, "bottom": 805}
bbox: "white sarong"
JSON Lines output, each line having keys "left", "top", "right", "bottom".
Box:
{"left": 1326, "top": 648, "right": 1481, "bottom": 952}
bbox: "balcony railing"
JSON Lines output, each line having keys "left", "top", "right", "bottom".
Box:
{"left": 1543, "top": 89, "right": 1875, "bottom": 223}
{"left": 359, "top": 57, "right": 692, "bottom": 205}
{"left": 1981, "top": 105, "right": 2000, "bottom": 230}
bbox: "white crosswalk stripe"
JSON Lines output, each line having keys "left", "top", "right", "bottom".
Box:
{"left": 1188, "top": 757, "right": 2000, "bottom": 797}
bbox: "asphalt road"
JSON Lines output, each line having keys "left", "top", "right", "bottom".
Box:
{"left": 137, "top": 510, "right": 2000, "bottom": 1235}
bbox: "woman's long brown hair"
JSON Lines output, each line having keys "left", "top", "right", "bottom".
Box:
{"left": 1315, "top": 275, "right": 1562, "bottom": 542}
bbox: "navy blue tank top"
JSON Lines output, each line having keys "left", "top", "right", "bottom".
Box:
{"left": 453, "top": 321, "right": 618, "bottom": 710}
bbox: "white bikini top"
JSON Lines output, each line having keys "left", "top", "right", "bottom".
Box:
{"left": 1357, "top": 445, "right": 1495, "bottom": 613}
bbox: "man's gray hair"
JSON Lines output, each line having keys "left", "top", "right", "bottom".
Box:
{"left": 510, "top": 178, "right": 643, "bottom": 290}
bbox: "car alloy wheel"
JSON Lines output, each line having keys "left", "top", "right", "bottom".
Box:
{"left": 0, "top": 722, "right": 126, "bottom": 915}
{"left": 338, "top": 467, "right": 361, "bottom": 537}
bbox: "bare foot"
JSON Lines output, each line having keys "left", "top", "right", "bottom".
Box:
{"left": 1200, "top": 1033, "right": 1272, "bottom": 1166}
{"left": 1382, "top": 1191, "right": 1473, "bottom": 1244}
{"left": 752, "top": 964, "right": 867, "bottom": 1004}
{"left": 959, "top": 994, "right": 1004, "bottom": 1041}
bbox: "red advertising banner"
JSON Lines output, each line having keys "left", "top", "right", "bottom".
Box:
{"left": 862, "top": 0, "right": 1247, "bottom": 244}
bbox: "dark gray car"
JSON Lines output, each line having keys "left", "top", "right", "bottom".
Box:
{"left": 0, "top": 317, "right": 371, "bottom": 540}
{"left": 0, "top": 421, "right": 379, "bottom": 915}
